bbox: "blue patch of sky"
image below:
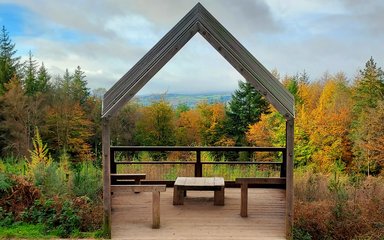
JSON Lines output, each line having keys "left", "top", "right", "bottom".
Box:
{"left": 0, "top": 3, "right": 99, "bottom": 44}
{"left": 0, "top": 3, "right": 26, "bottom": 37}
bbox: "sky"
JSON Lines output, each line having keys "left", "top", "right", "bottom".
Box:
{"left": 0, "top": 0, "right": 383, "bottom": 95}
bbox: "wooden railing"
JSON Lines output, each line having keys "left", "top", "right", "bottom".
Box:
{"left": 110, "top": 146, "right": 287, "bottom": 179}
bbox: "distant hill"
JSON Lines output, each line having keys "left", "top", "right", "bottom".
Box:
{"left": 135, "top": 92, "right": 232, "bottom": 108}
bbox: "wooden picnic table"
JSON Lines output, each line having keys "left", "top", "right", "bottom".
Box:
{"left": 173, "top": 177, "right": 225, "bottom": 206}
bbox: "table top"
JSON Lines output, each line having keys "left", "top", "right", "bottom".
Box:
{"left": 175, "top": 177, "right": 225, "bottom": 187}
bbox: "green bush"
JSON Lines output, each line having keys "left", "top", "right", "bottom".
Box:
{"left": 31, "top": 161, "right": 68, "bottom": 197}
{"left": 72, "top": 162, "right": 102, "bottom": 202}
{"left": 0, "top": 172, "right": 14, "bottom": 197}
{"left": 21, "top": 199, "right": 80, "bottom": 238}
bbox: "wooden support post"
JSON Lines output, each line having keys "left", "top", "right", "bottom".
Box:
{"left": 280, "top": 149, "right": 287, "bottom": 178}
{"left": 286, "top": 119, "right": 294, "bottom": 239}
{"left": 240, "top": 183, "right": 248, "bottom": 217}
{"left": 152, "top": 191, "right": 161, "bottom": 229}
{"left": 195, "top": 150, "right": 202, "bottom": 177}
{"left": 102, "top": 118, "right": 111, "bottom": 238}
{"left": 110, "top": 148, "right": 116, "bottom": 174}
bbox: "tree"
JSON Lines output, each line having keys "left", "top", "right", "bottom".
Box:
{"left": 36, "top": 62, "right": 51, "bottom": 93}
{"left": 134, "top": 100, "right": 175, "bottom": 146}
{"left": 175, "top": 109, "right": 201, "bottom": 146}
{"left": 0, "top": 26, "right": 21, "bottom": 95}
{"left": 356, "top": 100, "right": 384, "bottom": 174}
{"left": 351, "top": 57, "right": 384, "bottom": 175}
{"left": 24, "top": 51, "right": 39, "bottom": 96}
{"left": 0, "top": 75, "right": 29, "bottom": 156}
{"left": 46, "top": 73, "right": 93, "bottom": 161}
{"left": 310, "top": 74, "right": 353, "bottom": 171}
{"left": 352, "top": 57, "right": 384, "bottom": 115}
{"left": 226, "top": 81, "right": 270, "bottom": 145}
{"left": 71, "top": 66, "right": 89, "bottom": 105}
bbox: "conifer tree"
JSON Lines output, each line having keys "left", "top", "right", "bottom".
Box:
{"left": 226, "top": 81, "right": 270, "bottom": 145}
{"left": 36, "top": 62, "right": 51, "bottom": 93}
{"left": 0, "top": 26, "right": 21, "bottom": 94}
{"left": 72, "top": 66, "right": 89, "bottom": 104}
{"left": 24, "top": 51, "right": 38, "bottom": 96}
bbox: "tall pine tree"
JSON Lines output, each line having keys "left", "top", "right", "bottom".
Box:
{"left": 0, "top": 26, "right": 21, "bottom": 95}
{"left": 72, "top": 66, "right": 89, "bottom": 105}
{"left": 24, "top": 51, "right": 39, "bottom": 96}
{"left": 226, "top": 81, "right": 270, "bottom": 145}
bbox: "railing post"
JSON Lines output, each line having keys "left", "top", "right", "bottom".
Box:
{"left": 195, "top": 150, "right": 202, "bottom": 177}
{"left": 280, "top": 149, "right": 287, "bottom": 177}
{"left": 111, "top": 148, "right": 117, "bottom": 174}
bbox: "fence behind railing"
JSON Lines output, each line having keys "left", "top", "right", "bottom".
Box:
{"left": 110, "top": 146, "right": 287, "bottom": 181}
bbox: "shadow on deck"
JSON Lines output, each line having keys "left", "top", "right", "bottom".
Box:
{"left": 111, "top": 188, "right": 286, "bottom": 240}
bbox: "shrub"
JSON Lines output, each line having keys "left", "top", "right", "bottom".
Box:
{"left": 22, "top": 198, "right": 80, "bottom": 238}
{"left": 72, "top": 162, "right": 102, "bottom": 202}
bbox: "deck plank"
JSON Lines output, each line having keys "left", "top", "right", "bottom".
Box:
{"left": 112, "top": 188, "right": 286, "bottom": 239}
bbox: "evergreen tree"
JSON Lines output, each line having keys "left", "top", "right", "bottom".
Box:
{"left": 0, "top": 26, "right": 21, "bottom": 94}
{"left": 72, "top": 66, "right": 89, "bottom": 104}
{"left": 351, "top": 57, "right": 384, "bottom": 175}
{"left": 24, "top": 51, "right": 39, "bottom": 96}
{"left": 226, "top": 81, "right": 270, "bottom": 145}
{"left": 353, "top": 57, "right": 384, "bottom": 115}
{"left": 36, "top": 62, "right": 51, "bottom": 93}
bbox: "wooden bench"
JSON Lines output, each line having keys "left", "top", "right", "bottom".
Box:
{"left": 111, "top": 185, "right": 166, "bottom": 229}
{"left": 173, "top": 177, "right": 225, "bottom": 206}
{"left": 235, "top": 177, "right": 286, "bottom": 217}
{"left": 110, "top": 173, "right": 146, "bottom": 185}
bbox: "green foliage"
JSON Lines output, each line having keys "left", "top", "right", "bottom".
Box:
{"left": 293, "top": 227, "right": 312, "bottom": 240}
{"left": 24, "top": 51, "right": 39, "bottom": 96}
{"left": 22, "top": 199, "right": 80, "bottom": 238}
{"left": 0, "top": 26, "right": 21, "bottom": 95}
{"left": 134, "top": 99, "right": 176, "bottom": 147}
{"left": 0, "top": 223, "right": 56, "bottom": 239}
{"left": 0, "top": 172, "right": 14, "bottom": 197}
{"left": 226, "top": 81, "right": 270, "bottom": 144}
{"left": 72, "top": 162, "right": 102, "bottom": 201}
{"left": 0, "top": 206, "right": 15, "bottom": 227}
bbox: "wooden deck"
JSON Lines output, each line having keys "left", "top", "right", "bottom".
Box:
{"left": 112, "top": 188, "right": 286, "bottom": 239}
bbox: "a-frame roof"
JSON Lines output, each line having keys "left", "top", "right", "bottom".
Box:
{"left": 102, "top": 3, "right": 295, "bottom": 120}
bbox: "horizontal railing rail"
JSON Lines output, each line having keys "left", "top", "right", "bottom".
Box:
{"left": 110, "top": 146, "right": 287, "bottom": 178}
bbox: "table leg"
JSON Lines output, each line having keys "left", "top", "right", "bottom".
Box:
{"left": 214, "top": 187, "right": 225, "bottom": 206}
{"left": 240, "top": 183, "right": 248, "bottom": 217}
{"left": 173, "top": 186, "right": 184, "bottom": 205}
{"left": 152, "top": 191, "right": 160, "bottom": 229}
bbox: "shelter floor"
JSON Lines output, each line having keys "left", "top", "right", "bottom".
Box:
{"left": 112, "top": 188, "right": 286, "bottom": 240}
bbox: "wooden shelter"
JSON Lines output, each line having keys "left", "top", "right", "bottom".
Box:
{"left": 102, "top": 3, "right": 294, "bottom": 239}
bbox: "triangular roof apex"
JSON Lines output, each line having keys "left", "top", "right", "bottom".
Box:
{"left": 102, "top": 3, "right": 294, "bottom": 120}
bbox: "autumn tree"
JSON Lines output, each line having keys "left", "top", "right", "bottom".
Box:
{"left": 46, "top": 74, "right": 93, "bottom": 161}
{"left": 111, "top": 100, "right": 140, "bottom": 145}
{"left": 175, "top": 108, "right": 201, "bottom": 146}
{"left": 0, "top": 75, "right": 29, "bottom": 156}
{"left": 134, "top": 99, "right": 175, "bottom": 146}
{"left": 310, "top": 73, "right": 353, "bottom": 171}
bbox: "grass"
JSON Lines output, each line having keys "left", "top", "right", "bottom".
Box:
{"left": 116, "top": 151, "right": 281, "bottom": 180}
{"left": 0, "top": 223, "right": 104, "bottom": 239}
{"left": 0, "top": 223, "right": 55, "bottom": 239}
{"left": 293, "top": 169, "right": 384, "bottom": 239}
